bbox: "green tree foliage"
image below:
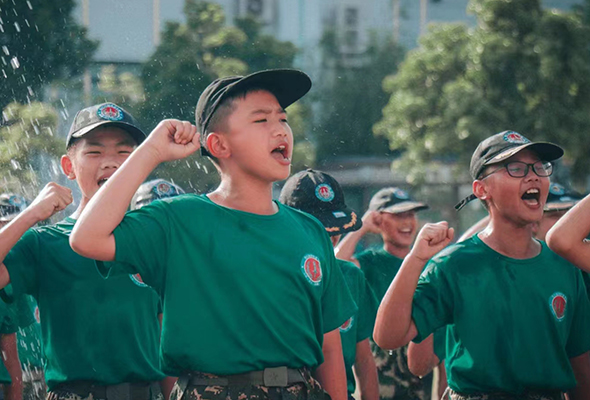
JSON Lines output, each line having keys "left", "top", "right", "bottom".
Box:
{"left": 0, "top": 0, "right": 97, "bottom": 110}
{"left": 375, "top": 0, "right": 590, "bottom": 184}
{"left": 138, "top": 0, "right": 311, "bottom": 191}
{"left": 0, "top": 102, "right": 62, "bottom": 195}
{"left": 315, "top": 32, "right": 405, "bottom": 161}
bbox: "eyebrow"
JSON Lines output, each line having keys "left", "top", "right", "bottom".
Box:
{"left": 84, "top": 140, "right": 136, "bottom": 147}
{"left": 250, "top": 108, "right": 286, "bottom": 116}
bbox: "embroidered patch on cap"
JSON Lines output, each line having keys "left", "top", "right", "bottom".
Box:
{"left": 393, "top": 188, "right": 410, "bottom": 200}
{"left": 155, "top": 182, "right": 172, "bottom": 196}
{"left": 8, "top": 195, "right": 24, "bottom": 207}
{"left": 315, "top": 184, "right": 335, "bottom": 202}
{"left": 97, "top": 103, "right": 124, "bottom": 121}
{"left": 549, "top": 183, "right": 566, "bottom": 196}
{"left": 301, "top": 254, "right": 322, "bottom": 286}
{"left": 333, "top": 211, "right": 346, "bottom": 218}
{"left": 503, "top": 131, "right": 531, "bottom": 144}
{"left": 340, "top": 316, "right": 354, "bottom": 333}
{"left": 130, "top": 273, "right": 148, "bottom": 288}
{"left": 549, "top": 292, "right": 567, "bottom": 321}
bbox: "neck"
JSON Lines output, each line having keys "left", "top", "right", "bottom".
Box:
{"left": 208, "top": 171, "right": 277, "bottom": 215}
{"left": 383, "top": 241, "right": 411, "bottom": 259}
{"left": 69, "top": 195, "right": 90, "bottom": 220}
{"left": 478, "top": 215, "right": 540, "bottom": 259}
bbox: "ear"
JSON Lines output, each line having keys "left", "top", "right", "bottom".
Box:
{"left": 473, "top": 179, "right": 489, "bottom": 201}
{"left": 373, "top": 212, "right": 383, "bottom": 227}
{"left": 61, "top": 154, "right": 76, "bottom": 181}
{"left": 206, "top": 132, "right": 231, "bottom": 159}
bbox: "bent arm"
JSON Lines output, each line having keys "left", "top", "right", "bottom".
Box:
{"left": 407, "top": 334, "right": 440, "bottom": 377}
{"left": 547, "top": 195, "right": 590, "bottom": 272}
{"left": 1, "top": 333, "right": 21, "bottom": 400}
{"left": 314, "top": 329, "right": 347, "bottom": 400}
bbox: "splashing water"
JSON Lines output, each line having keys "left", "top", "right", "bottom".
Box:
{"left": 14, "top": 22, "right": 20, "bottom": 32}
{"left": 2, "top": 46, "right": 9, "bottom": 56}
{"left": 10, "top": 56, "right": 19, "bottom": 69}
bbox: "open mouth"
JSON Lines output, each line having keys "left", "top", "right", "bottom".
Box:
{"left": 521, "top": 188, "right": 540, "bottom": 207}
{"left": 271, "top": 144, "right": 290, "bottom": 163}
{"left": 398, "top": 228, "right": 413, "bottom": 236}
{"left": 97, "top": 177, "right": 109, "bottom": 187}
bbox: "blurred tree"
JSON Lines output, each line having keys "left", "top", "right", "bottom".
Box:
{"left": 0, "top": 102, "right": 62, "bottom": 196}
{"left": 375, "top": 0, "right": 590, "bottom": 185}
{"left": 138, "top": 0, "right": 310, "bottom": 191}
{"left": 0, "top": 0, "right": 97, "bottom": 110}
{"left": 96, "top": 65, "right": 145, "bottom": 108}
{"left": 315, "top": 32, "right": 405, "bottom": 162}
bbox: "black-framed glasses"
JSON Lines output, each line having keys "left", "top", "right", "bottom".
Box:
{"left": 479, "top": 161, "right": 553, "bottom": 180}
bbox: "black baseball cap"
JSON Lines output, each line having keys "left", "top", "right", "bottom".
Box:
{"left": 545, "top": 183, "right": 583, "bottom": 212}
{"left": 0, "top": 193, "right": 27, "bottom": 222}
{"left": 131, "top": 179, "right": 185, "bottom": 210}
{"left": 368, "top": 187, "right": 429, "bottom": 214}
{"left": 455, "top": 131, "right": 564, "bottom": 211}
{"left": 196, "top": 69, "right": 312, "bottom": 156}
{"left": 66, "top": 103, "right": 147, "bottom": 149}
{"left": 279, "top": 169, "right": 362, "bottom": 236}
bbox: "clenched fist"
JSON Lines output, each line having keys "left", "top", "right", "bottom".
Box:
{"left": 142, "top": 119, "right": 199, "bottom": 163}
{"left": 410, "top": 221, "right": 454, "bottom": 263}
{"left": 27, "top": 182, "right": 73, "bottom": 222}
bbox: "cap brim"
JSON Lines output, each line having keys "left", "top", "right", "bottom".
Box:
{"left": 380, "top": 202, "right": 429, "bottom": 214}
{"left": 315, "top": 207, "right": 362, "bottom": 236}
{"left": 68, "top": 121, "right": 147, "bottom": 147}
{"left": 225, "top": 69, "right": 312, "bottom": 110}
{"left": 484, "top": 142, "right": 564, "bottom": 166}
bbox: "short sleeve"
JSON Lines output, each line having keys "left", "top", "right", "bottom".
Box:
{"left": 356, "top": 271, "right": 379, "bottom": 342}
{"left": 566, "top": 270, "right": 590, "bottom": 358}
{"left": 321, "top": 237, "right": 358, "bottom": 333}
{"left": 411, "top": 259, "right": 454, "bottom": 342}
{"left": 433, "top": 326, "right": 446, "bottom": 362}
{"left": 0, "top": 301, "right": 17, "bottom": 335}
{"left": 109, "top": 200, "right": 171, "bottom": 291}
{"left": 14, "top": 296, "right": 35, "bottom": 329}
{"left": 2, "top": 229, "right": 40, "bottom": 298}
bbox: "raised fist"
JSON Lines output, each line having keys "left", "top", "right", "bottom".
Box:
{"left": 27, "top": 182, "right": 73, "bottom": 222}
{"left": 410, "top": 221, "right": 454, "bottom": 263}
{"left": 143, "top": 119, "right": 199, "bottom": 163}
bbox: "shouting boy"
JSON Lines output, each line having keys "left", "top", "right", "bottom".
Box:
{"left": 70, "top": 70, "right": 356, "bottom": 400}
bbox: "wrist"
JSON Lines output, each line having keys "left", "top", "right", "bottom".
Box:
{"left": 407, "top": 249, "right": 431, "bottom": 266}
{"left": 18, "top": 207, "right": 45, "bottom": 226}
{"left": 137, "top": 140, "right": 165, "bottom": 166}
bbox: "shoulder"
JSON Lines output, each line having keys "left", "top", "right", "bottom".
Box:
{"left": 539, "top": 241, "right": 583, "bottom": 275}
{"left": 337, "top": 258, "right": 364, "bottom": 278}
{"left": 424, "top": 237, "right": 483, "bottom": 274}
{"left": 279, "top": 203, "right": 330, "bottom": 236}
{"left": 355, "top": 248, "right": 379, "bottom": 263}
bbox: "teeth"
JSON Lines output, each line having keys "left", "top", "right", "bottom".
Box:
{"left": 526, "top": 188, "right": 539, "bottom": 194}
{"left": 278, "top": 145, "right": 285, "bottom": 150}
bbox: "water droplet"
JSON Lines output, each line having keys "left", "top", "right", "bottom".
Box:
{"left": 10, "top": 57, "right": 19, "bottom": 69}
{"left": 2, "top": 46, "right": 8, "bottom": 56}
{"left": 27, "top": 86, "right": 34, "bottom": 96}
{"left": 1, "top": 69, "right": 6, "bottom": 78}
{"left": 27, "top": 1, "right": 33, "bottom": 10}
{"left": 10, "top": 159, "right": 21, "bottom": 170}
{"left": 14, "top": 22, "right": 20, "bottom": 32}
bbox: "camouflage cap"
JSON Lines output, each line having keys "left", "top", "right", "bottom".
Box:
{"left": 131, "top": 179, "right": 185, "bottom": 210}
{"left": 66, "top": 103, "right": 146, "bottom": 149}
{"left": 0, "top": 193, "right": 27, "bottom": 222}
{"left": 545, "top": 183, "right": 584, "bottom": 212}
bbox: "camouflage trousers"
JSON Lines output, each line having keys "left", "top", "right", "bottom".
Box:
{"left": 23, "top": 367, "right": 46, "bottom": 400}
{"left": 446, "top": 388, "right": 565, "bottom": 400}
{"left": 170, "top": 369, "right": 329, "bottom": 400}
{"left": 46, "top": 382, "right": 163, "bottom": 400}
{"left": 371, "top": 341, "right": 432, "bottom": 400}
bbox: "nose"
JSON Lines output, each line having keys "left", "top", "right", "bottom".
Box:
{"left": 524, "top": 164, "right": 540, "bottom": 181}
{"left": 101, "top": 153, "right": 121, "bottom": 170}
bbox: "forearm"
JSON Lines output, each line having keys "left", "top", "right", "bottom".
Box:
{"left": 71, "top": 145, "right": 160, "bottom": 261}
{"left": 374, "top": 254, "right": 425, "bottom": 349}
{"left": 353, "top": 340, "right": 379, "bottom": 400}
{"left": 547, "top": 195, "right": 590, "bottom": 271}
{"left": 314, "top": 330, "right": 347, "bottom": 400}
{"left": 1, "top": 334, "right": 21, "bottom": 400}
{"left": 335, "top": 229, "right": 366, "bottom": 263}
{"left": 569, "top": 352, "right": 590, "bottom": 400}
{"left": 407, "top": 334, "right": 439, "bottom": 377}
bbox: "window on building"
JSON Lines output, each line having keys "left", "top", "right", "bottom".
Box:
{"left": 344, "top": 7, "right": 358, "bottom": 27}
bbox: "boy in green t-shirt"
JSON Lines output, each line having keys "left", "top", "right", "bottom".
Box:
{"left": 279, "top": 169, "right": 379, "bottom": 400}
{"left": 0, "top": 103, "right": 167, "bottom": 400}
{"left": 0, "top": 194, "right": 45, "bottom": 400}
{"left": 70, "top": 70, "right": 357, "bottom": 400}
{"left": 335, "top": 188, "right": 433, "bottom": 400}
{"left": 375, "top": 131, "right": 590, "bottom": 400}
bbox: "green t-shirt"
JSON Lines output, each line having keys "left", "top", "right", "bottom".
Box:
{"left": 337, "top": 259, "right": 379, "bottom": 394}
{"left": 3, "top": 218, "right": 164, "bottom": 389}
{"left": 107, "top": 194, "right": 357, "bottom": 376}
{"left": 412, "top": 235, "right": 590, "bottom": 394}
{"left": 356, "top": 248, "right": 403, "bottom": 301}
{"left": 14, "top": 295, "right": 43, "bottom": 369}
{"left": 0, "top": 299, "right": 18, "bottom": 384}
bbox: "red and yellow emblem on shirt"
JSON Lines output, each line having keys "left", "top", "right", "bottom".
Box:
{"left": 130, "top": 273, "right": 148, "bottom": 288}
{"left": 550, "top": 292, "right": 567, "bottom": 321}
{"left": 301, "top": 254, "right": 322, "bottom": 286}
{"left": 340, "top": 316, "right": 354, "bottom": 333}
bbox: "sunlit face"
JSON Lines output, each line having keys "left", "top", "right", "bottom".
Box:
{"left": 61, "top": 127, "right": 136, "bottom": 201}
{"left": 478, "top": 149, "right": 550, "bottom": 226}
{"left": 532, "top": 210, "right": 567, "bottom": 241}
{"left": 376, "top": 210, "right": 418, "bottom": 249}
{"left": 222, "top": 90, "right": 294, "bottom": 182}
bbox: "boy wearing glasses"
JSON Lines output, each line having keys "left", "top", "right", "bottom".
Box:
{"left": 374, "top": 131, "right": 590, "bottom": 400}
